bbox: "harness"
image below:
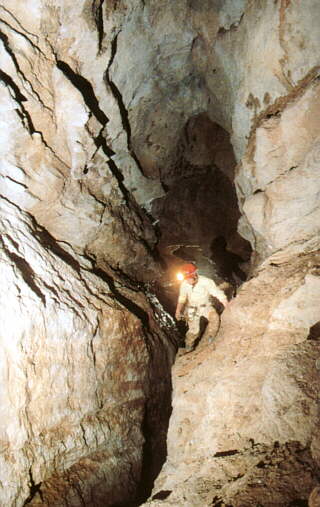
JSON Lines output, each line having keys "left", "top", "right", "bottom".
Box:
{"left": 187, "top": 303, "right": 210, "bottom": 320}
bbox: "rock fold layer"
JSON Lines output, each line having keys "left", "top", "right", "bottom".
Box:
{"left": 1, "top": 0, "right": 320, "bottom": 505}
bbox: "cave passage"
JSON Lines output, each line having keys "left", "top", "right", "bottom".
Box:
{"left": 2, "top": 2, "right": 320, "bottom": 506}
{"left": 123, "top": 114, "right": 253, "bottom": 506}
{"left": 152, "top": 113, "right": 252, "bottom": 314}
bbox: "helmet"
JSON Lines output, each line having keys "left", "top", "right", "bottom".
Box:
{"left": 180, "top": 263, "right": 197, "bottom": 279}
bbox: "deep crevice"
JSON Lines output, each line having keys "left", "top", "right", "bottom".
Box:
{"left": 0, "top": 67, "right": 27, "bottom": 102}
{"left": 18, "top": 208, "right": 158, "bottom": 333}
{"left": 132, "top": 406, "right": 158, "bottom": 506}
{"left": 56, "top": 60, "right": 109, "bottom": 126}
{"left": 27, "top": 213, "right": 154, "bottom": 332}
{"left": 0, "top": 28, "right": 52, "bottom": 108}
{"left": 23, "top": 468, "right": 43, "bottom": 505}
{"left": 91, "top": 266, "right": 150, "bottom": 329}
{"left": 105, "top": 32, "right": 145, "bottom": 175}
{"left": 0, "top": 28, "right": 26, "bottom": 78}
{"left": 129, "top": 373, "right": 173, "bottom": 507}
{"left": 93, "top": 0, "right": 105, "bottom": 53}
{"left": 0, "top": 69, "right": 35, "bottom": 134}
{"left": 94, "top": 128, "right": 115, "bottom": 158}
{"left": 55, "top": 59, "right": 138, "bottom": 206}
{"left": 0, "top": 236, "right": 46, "bottom": 305}
{"left": 33, "top": 227, "right": 82, "bottom": 276}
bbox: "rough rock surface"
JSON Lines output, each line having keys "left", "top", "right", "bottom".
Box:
{"left": 144, "top": 253, "right": 320, "bottom": 506}
{"left": 1, "top": 0, "right": 320, "bottom": 506}
{"left": 237, "top": 80, "right": 320, "bottom": 265}
{"left": 0, "top": 1, "right": 177, "bottom": 505}
{"left": 0, "top": 198, "right": 175, "bottom": 506}
{"left": 140, "top": 1, "right": 320, "bottom": 505}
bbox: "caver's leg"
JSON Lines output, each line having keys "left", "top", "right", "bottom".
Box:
{"left": 206, "top": 308, "right": 221, "bottom": 342}
{"left": 185, "top": 314, "right": 201, "bottom": 350}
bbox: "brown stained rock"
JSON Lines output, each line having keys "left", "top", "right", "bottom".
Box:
{"left": 309, "top": 487, "right": 320, "bottom": 507}
{"left": 146, "top": 442, "right": 318, "bottom": 506}
{"left": 237, "top": 80, "right": 320, "bottom": 263}
{"left": 2, "top": 1, "right": 320, "bottom": 506}
{"left": 145, "top": 253, "right": 320, "bottom": 506}
{"left": 0, "top": 200, "right": 175, "bottom": 506}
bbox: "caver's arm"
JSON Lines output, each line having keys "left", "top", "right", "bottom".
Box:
{"left": 175, "top": 282, "right": 188, "bottom": 320}
{"left": 207, "top": 279, "right": 228, "bottom": 306}
{"left": 175, "top": 301, "right": 186, "bottom": 320}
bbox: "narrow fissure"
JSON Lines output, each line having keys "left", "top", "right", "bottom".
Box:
{"left": 94, "top": 0, "right": 105, "bottom": 53}
{"left": 0, "top": 236, "right": 46, "bottom": 305}
{"left": 23, "top": 469, "right": 43, "bottom": 506}
{"left": 56, "top": 60, "right": 109, "bottom": 126}
{"left": 3, "top": 2, "right": 319, "bottom": 507}
{"left": 104, "top": 31, "right": 146, "bottom": 176}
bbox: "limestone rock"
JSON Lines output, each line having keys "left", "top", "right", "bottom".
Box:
{"left": 0, "top": 0, "right": 162, "bottom": 282}
{"left": 0, "top": 199, "right": 175, "bottom": 505}
{"left": 237, "top": 81, "right": 320, "bottom": 263}
{"left": 144, "top": 253, "right": 320, "bottom": 506}
{"left": 1, "top": 0, "right": 320, "bottom": 505}
{"left": 0, "top": 2, "right": 178, "bottom": 503}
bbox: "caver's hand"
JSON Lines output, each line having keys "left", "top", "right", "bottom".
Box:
{"left": 175, "top": 302, "right": 185, "bottom": 320}
{"left": 175, "top": 310, "right": 182, "bottom": 320}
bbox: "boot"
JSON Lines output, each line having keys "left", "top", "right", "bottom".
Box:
{"left": 185, "top": 332, "right": 198, "bottom": 351}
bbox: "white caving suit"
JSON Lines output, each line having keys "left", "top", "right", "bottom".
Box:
{"left": 178, "top": 275, "right": 227, "bottom": 350}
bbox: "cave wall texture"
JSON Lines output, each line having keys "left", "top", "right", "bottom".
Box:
{"left": 1, "top": 0, "right": 320, "bottom": 506}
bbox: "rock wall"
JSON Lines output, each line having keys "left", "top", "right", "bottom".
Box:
{"left": 1, "top": 0, "right": 320, "bottom": 506}
{"left": 139, "top": 1, "right": 320, "bottom": 506}
{"left": 0, "top": 198, "right": 178, "bottom": 506}
{"left": 0, "top": 1, "right": 176, "bottom": 505}
{"left": 0, "top": 0, "right": 166, "bottom": 281}
{"left": 0, "top": 199, "right": 174, "bottom": 506}
{"left": 145, "top": 252, "right": 320, "bottom": 505}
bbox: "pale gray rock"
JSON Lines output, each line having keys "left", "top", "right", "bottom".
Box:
{"left": 0, "top": 198, "right": 175, "bottom": 506}
{"left": 1, "top": 0, "right": 320, "bottom": 505}
{"left": 0, "top": 0, "right": 163, "bottom": 282}
{"left": 237, "top": 81, "right": 320, "bottom": 262}
{"left": 145, "top": 254, "right": 320, "bottom": 506}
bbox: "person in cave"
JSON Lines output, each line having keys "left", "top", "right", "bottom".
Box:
{"left": 175, "top": 263, "right": 228, "bottom": 352}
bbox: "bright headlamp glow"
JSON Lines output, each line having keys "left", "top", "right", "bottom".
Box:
{"left": 176, "top": 272, "right": 184, "bottom": 281}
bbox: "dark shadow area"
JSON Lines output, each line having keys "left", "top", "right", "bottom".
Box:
{"left": 152, "top": 490, "right": 172, "bottom": 500}
{"left": 133, "top": 402, "right": 172, "bottom": 506}
{"left": 109, "top": 381, "right": 173, "bottom": 507}
{"left": 152, "top": 113, "right": 252, "bottom": 316}
{"left": 123, "top": 390, "right": 173, "bottom": 507}
{"left": 210, "top": 236, "right": 249, "bottom": 285}
{"left": 307, "top": 321, "right": 320, "bottom": 340}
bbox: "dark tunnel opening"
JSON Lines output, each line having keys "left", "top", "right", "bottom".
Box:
{"left": 151, "top": 112, "right": 252, "bottom": 314}
{"left": 120, "top": 114, "right": 253, "bottom": 505}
